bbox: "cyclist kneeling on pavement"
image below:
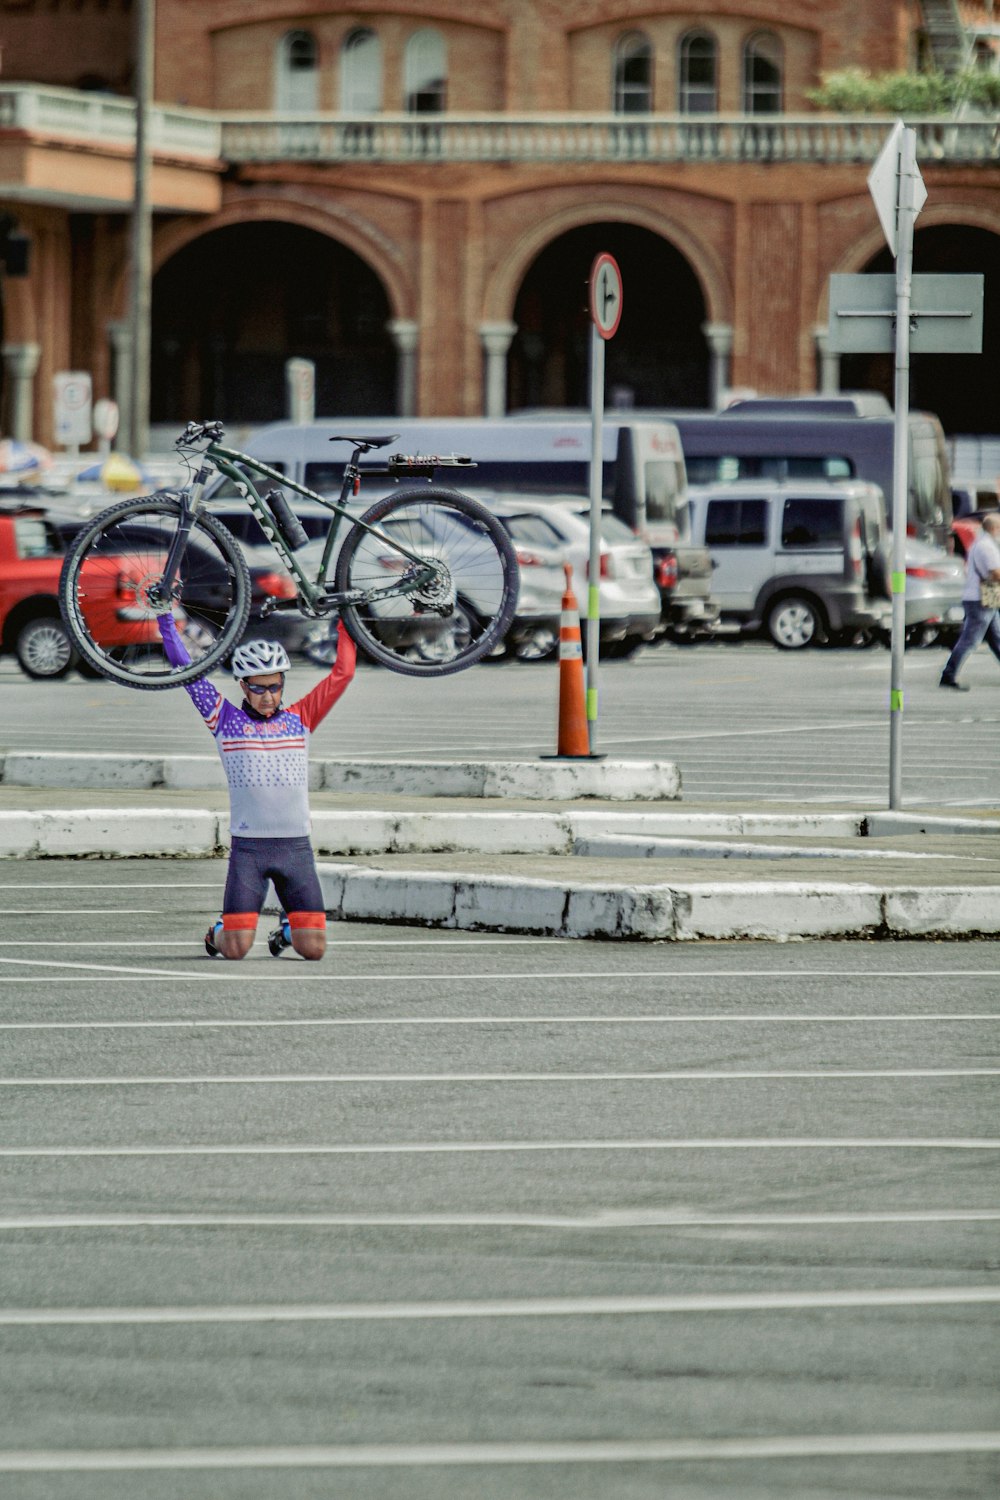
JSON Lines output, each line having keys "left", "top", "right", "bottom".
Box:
{"left": 157, "top": 614, "right": 356, "bottom": 960}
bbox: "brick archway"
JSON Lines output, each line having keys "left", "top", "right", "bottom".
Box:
{"left": 486, "top": 199, "right": 732, "bottom": 328}
{"left": 126, "top": 194, "right": 413, "bottom": 325}
{"left": 148, "top": 212, "right": 402, "bottom": 424}
{"left": 496, "top": 214, "right": 720, "bottom": 411}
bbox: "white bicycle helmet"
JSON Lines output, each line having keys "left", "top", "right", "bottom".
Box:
{"left": 231, "top": 639, "right": 291, "bottom": 679}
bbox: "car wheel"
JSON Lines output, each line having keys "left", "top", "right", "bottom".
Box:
{"left": 408, "top": 601, "right": 477, "bottom": 665}
{"left": 767, "top": 596, "right": 821, "bottom": 650}
{"left": 15, "top": 616, "right": 76, "bottom": 679}
{"left": 511, "top": 624, "right": 558, "bottom": 662}
{"left": 302, "top": 620, "right": 339, "bottom": 668}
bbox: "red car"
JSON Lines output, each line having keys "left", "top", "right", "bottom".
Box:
{"left": 0, "top": 501, "right": 161, "bottom": 678}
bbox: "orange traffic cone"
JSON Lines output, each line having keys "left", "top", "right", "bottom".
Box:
{"left": 556, "top": 562, "right": 590, "bottom": 757}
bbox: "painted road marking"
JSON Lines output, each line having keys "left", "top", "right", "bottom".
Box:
{"left": 2, "top": 1067, "right": 997, "bottom": 1087}
{"left": 1, "top": 961, "right": 999, "bottom": 981}
{"left": 2, "top": 1138, "right": 997, "bottom": 1158}
{"left": 0, "top": 1209, "right": 996, "bottom": 1230}
{"left": 1, "top": 1012, "right": 997, "bottom": 1029}
{"left": 1, "top": 1432, "right": 998, "bottom": 1471}
{"left": 3, "top": 1286, "right": 999, "bottom": 1326}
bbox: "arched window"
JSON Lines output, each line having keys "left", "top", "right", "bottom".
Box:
{"left": 341, "top": 27, "right": 382, "bottom": 113}
{"left": 743, "top": 31, "right": 783, "bottom": 113}
{"left": 405, "top": 28, "right": 447, "bottom": 113}
{"left": 613, "top": 31, "right": 653, "bottom": 113}
{"left": 678, "top": 31, "right": 717, "bottom": 113}
{"left": 275, "top": 30, "right": 318, "bottom": 112}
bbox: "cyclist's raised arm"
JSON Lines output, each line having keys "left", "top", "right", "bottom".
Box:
{"left": 156, "top": 614, "right": 224, "bottom": 727}
{"left": 289, "top": 621, "right": 356, "bottom": 731}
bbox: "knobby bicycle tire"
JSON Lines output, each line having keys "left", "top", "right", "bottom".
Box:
{"left": 333, "top": 486, "right": 519, "bottom": 676}
{"left": 58, "top": 492, "right": 252, "bottom": 689}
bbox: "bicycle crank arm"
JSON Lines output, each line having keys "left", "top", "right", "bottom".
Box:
{"left": 260, "top": 596, "right": 305, "bottom": 618}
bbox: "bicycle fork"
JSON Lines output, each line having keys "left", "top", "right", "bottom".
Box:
{"left": 151, "top": 470, "right": 211, "bottom": 609}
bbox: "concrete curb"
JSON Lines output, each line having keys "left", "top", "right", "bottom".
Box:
{"left": 1, "top": 807, "right": 998, "bottom": 862}
{"left": 572, "top": 834, "right": 972, "bottom": 862}
{"left": 0, "top": 753, "right": 681, "bottom": 802}
{"left": 0, "top": 808, "right": 996, "bottom": 939}
{"left": 0, "top": 809, "right": 223, "bottom": 858}
{"left": 317, "top": 865, "right": 1000, "bottom": 941}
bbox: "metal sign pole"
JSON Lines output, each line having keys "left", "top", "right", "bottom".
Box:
{"left": 587, "top": 321, "right": 604, "bottom": 753}
{"left": 889, "top": 127, "right": 916, "bottom": 811}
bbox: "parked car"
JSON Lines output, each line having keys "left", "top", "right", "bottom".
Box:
{"left": 687, "top": 479, "right": 964, "bottom": 650}
{"left": 484, "top": 496, "right": 662, "bottom": 656}
{"left": 0, "top": 501, "right": 162, "bottom": 678}
{"left": 900, "top": 535, "right": 965, "bottom": 646}
{"left": 687, "top": 480, "right": 893, "bottom": 649}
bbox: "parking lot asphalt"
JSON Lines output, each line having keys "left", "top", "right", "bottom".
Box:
{"left": 0, "top": 862, "right": 998, "bottom": 1497}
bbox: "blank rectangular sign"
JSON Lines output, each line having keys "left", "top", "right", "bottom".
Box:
{"left": 827, "top": 273, "right": 983, "bottom": 354}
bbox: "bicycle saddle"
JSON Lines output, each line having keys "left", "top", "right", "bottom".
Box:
{"left": 328, "top": 434, "right": 400, "bottom": 451}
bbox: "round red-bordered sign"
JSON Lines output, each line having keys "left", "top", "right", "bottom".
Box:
{"left": 589, "top": 253, "right": 623, "bottom": 340}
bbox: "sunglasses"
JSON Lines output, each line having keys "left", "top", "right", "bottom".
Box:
{"left": 244, "top": 679, "right": 284, "bottom": 696}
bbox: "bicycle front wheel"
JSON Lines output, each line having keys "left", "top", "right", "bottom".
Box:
{"left": 334, "top": 487, "right": 518, "bottom": 676}
{"left": 59, "top": 493, "right": 252, "bottom": 688}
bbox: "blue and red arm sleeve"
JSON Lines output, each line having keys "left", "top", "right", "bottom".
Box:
{"left": 157, "top": 614, "right": 224, "bottom": 728}
{"left": 291, "top": 622, "right": 357, "bottom": 732}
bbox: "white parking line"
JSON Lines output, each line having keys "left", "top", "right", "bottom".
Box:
{"left": 0, "top": 1209, "right": 996, "bottom": 1230}
{"left": 3, "top": 1286, "right": 999, "bottom": 1326}
{"left": 1, "top": 1012, "right": 996, "bottom": 1030}
{"left": 0, "top": 937, "right": 562, "bottom": 947}
{"left": 3, "top": 1067, "right": 997, "bottom": 1087}
{"left": 3, "top": 1137, "right": 997, "bottom": 1158}
{"left": 0, "top": 911, "right": 164, "bottom": 920}
{"left": 0, "top": 883, "right": 220, "bottom": 891}
{"left": 2, "top": 1431, "right": 998, "bottom": 1471}
{"left": 0, "top": 960, "right": 998, "bottom": 981}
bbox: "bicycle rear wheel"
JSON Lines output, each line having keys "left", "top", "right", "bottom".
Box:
{"left": 334, "top": 487, "right": 518, "bottom": 676}
{"left": 58, "top": 493, "right": 251, "bottom": 688}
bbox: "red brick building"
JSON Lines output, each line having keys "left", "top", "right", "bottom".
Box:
{"left": 0, "top": 0, "right": 997, "bottom": 447}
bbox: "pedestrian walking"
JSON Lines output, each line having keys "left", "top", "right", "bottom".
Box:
{"left": 156, "top": 612, "right": 356, "bottom": 960}
{"left": 939, "top": 513, "right": 1000, "bottom": 692}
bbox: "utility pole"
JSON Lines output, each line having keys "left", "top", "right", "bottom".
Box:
{"left": 127, "top": 0, "right": 154, "bottom": 458}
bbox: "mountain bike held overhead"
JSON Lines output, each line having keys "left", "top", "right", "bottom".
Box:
{"left": 58, "top": 419, "right": 518, "bottom": 683}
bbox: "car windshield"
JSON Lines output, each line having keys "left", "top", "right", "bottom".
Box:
{"left": 571, "top": 509, "right": 639, "bottom": 545}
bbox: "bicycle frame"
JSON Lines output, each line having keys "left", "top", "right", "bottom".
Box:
{"left": 171, "top": 439, "right": 448, "bottom": 618}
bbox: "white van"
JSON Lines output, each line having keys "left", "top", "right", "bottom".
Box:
{"left": 687, "top": 479, "right": 893, "bottom": 648}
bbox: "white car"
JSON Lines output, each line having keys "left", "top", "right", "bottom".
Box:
{"left": 483, "top": 495, "right": 662, "bottom": 657}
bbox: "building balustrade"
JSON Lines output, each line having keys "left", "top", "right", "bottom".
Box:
{"left": 0, "top": 84, "right": 221, "bottom": 159}
{"left": 218, "top": 112, "right": 1000, "bottom": 167}
{"left": 0, "top": 85, "right": 996, "bottom": 167}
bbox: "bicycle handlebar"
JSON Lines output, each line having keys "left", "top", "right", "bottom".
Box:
{"left": 176, "top": 420, "right": 224, "bottom": 448}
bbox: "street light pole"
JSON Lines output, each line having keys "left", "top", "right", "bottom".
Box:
{"left": 127, "top": 0, "right": 154, "bottom": 459}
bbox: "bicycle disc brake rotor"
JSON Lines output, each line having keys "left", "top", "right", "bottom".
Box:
{"left": 127, "top": 570, "right": 180, "bottom": 616}
{"left": 408, "top": 556, "right": 456, "bottom": 615}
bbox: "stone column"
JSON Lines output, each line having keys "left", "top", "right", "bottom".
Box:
{"left": 1, "top": 342, "right": 40, "bottom": 441}
{"left": 814, "top": 324, "right": 841, "bottom": 394}
{"left": 701, "top": 322, "right": 734, "bottom": 410}
{"left": 386, "top": 318, "right": 419, "bottom": 417}
{"left": 107, "top": 320, "right": 133, "bottom": 451}
{"left": 478, "top": 320, "right": 518, "bottom": 418}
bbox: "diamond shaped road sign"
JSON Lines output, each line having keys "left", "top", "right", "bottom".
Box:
{"left": 867, "top": 121, "right": 927, "bottom": 258}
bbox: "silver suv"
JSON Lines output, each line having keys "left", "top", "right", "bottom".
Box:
{"left": 687, "top": 480, "right": 893, "bottom": 649}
